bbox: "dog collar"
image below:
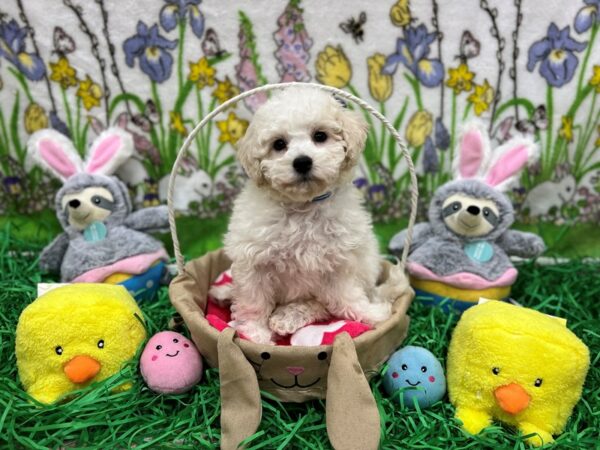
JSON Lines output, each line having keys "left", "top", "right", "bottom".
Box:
{"left": 311, "top": 191, "right": 333, "bottom": 203}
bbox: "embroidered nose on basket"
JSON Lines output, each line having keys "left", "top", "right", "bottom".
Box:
{"left": 286, "top": 366, "right": 305, "bottom": 376}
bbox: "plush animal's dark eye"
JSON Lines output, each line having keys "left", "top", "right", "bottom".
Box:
{"left": 92, "top": 196, "right": 101, "bottom": 205}
{"left": 272, "top": 139, "right": 287, "bottom": 151}
{"left": 401, "top": 364, "right": 408, "bottom": 371}
{"left": 492, "top": 367, "right": 500, "bottom": 375}
{"left": 173, "top": 338, "right": 179, "bottom": 343}
{"left": 55, "top": 346, "right": 63, "bottom": 355}
{"left": 317, "top": 351, "right": 327, "bottom": 360}
{"left": 534, "top": 378, "right": 543, "bottom": 387}
{"left": 97, "top": 339, "right": 104, "bottom": 349}
{"left": 313, "top": 131, "right": 327, "bottom": 143}
{"left": 261, "top": 352, "right": 271, "bottom": 360}
{"left": 421, "top": 366, "right": 427, "bottom": 373}
{"left": 452, "top": 202, "right": 460, "bottom": 210}
{"left": 156, "top": 345, "right": 162, "bottom": 351}
{"left": 483, "top": 208, "right": 490, "bottom": 216}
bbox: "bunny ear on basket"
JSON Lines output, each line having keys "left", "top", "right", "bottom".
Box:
{"left": 167, "top": 82, "right": 419, "bottom": 273}
{"left": 453, "top": 120, "right": 539, "bottom": 191}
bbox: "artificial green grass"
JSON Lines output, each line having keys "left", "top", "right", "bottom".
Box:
{"left": 0, "top": 229, "right": 599, "bottom": 449}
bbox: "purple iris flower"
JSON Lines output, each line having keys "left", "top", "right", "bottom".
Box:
{"left": 0, "top": 19, "right": 45, "bottom": 81}
{"left": 527, "top": 24, "right": 586, "bottom": 87}
{"left": 50, "top": 111, "right": 71, "bottom": 138}
{"left": 434, "top": 118, "right": 449, "bottom": 150}
{"left": 123, "top": 21, "right": 178, "bottom": 83}
{"left": 382, "top": 24, "right": 444, "bottom": 87}
{"left": 423, "top": 137, "right": 439, "bottom": 173}
{"left": 160, "top": 0, "right": 205, "bottom": 38}
{"left": 574, "top": 0, "right": 600, "bottom": 33}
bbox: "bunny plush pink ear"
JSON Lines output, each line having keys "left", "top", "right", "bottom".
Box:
{"left": 453, "top": 121, "right": 491, "bottom": 180}
{"left": 28, "top": 130, "right": 83, "bottom": 181}
{"left": 484, "top": 137, "right": 538, "bottom": 191}
{"left": 85, "top": 128, "right": 134, "bottom": 176}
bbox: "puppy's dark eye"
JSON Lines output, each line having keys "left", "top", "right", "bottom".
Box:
{"left": 97, "top": 339, "right": 104, "bottom": 349}
{"left": 261, "top": 352, "right": 271, "bottom": 360}
{"left": 401, "top": 364, "right": 408, "bottom": 371}
{"left": 272, "top": 139, "right": 287, "bottom": 151}
{"left": 534, "top": 378, "right": 543, "bottom": 387}
{"left": 313, "top": 131, "right": 327, "bottom": 143}
{"left": 55, "top": 346, "right": 63, "bottom": 356}
{"left": 317, "top": 351, "right": 327, "bottom": 360}
{"left": 92, "top": 196, "right": 101, "bottom": 205}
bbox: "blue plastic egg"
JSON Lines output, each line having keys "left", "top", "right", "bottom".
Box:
{"left": 383, "top": 346, "right": 446, "bottom": 409}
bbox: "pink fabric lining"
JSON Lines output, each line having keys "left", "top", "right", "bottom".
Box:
{"left": 459, "top": 130, "right": 483, "bottom": 178}
{"left": 39, "top": 139, "right": 78, "bottom": 179}
{"left": 72, "top": 249, "right": 168, "bottom": 282}
{"left": 408, "top": 262, "right": 517, "bottom": 289}
{"left": 486, "top": 144, "right": 528, "bottom": 187}
{"left": 87, "top": 135, "right": 121, "bottom": 173}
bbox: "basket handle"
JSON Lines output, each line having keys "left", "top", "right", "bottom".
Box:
{"left": 168, "top": 82, "right": 418, "bottom": 273}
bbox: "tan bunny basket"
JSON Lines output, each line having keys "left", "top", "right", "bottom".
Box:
{"left": 167, "top": 83, "right": 419, "bottom": 450}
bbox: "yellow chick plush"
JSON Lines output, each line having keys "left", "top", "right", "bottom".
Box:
{"left": 447, "top": 301, "right": 589, "bottom": 447}
{"left": 16, "top": 284, "right": 146, "bottom": 404}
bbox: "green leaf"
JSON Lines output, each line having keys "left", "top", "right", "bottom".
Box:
{"left": 10, "top": 91, "right": 25, "bottom": 165}
{"left": 108, "top": 93, "right": 146, "bottom": 119}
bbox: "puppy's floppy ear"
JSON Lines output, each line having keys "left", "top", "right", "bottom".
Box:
{"left": 339, "top": 109, "right": 368, "bottom": 167}
{"left": 236, "top": 127, "right": 266, "bottom": 186}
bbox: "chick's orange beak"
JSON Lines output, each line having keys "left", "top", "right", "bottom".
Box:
{"left": 64, "top": 355, "right": 101, "bottom": 384}
{"left": 494, "top": 383, "right": 530, "bottom": 415}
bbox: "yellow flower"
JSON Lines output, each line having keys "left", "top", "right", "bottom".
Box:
{"left": 589, "top": 65, "right": 600, "bottom": 92}
{"left": 49, "top": 57, "right": 78, "bottom": 89}
{"left": 405, "top": 110, "right": 433, "bottom": 147}
{"left": 170, "top": 111, "right": 188, "bottom": 136}
{"left": 188, "top": 57, "right": 216, "bottom": 89}
{"left": 76, "top": 76, "right": 102, "bottom": 111}
{"left": 446, "top": 63, "right": 474, "bottom": 94}
{"left": 390, "top": 0, "right": 411, "bottom": 27}
{"left": 467, "top": 79, "right": 494, "bottom": 116}
{"left": 217, "top": 112, "right": 248, "bottom": 144}
{"left": 559, "top": 116, "right": 573, "bottom": 142}
{"left": 24, "top": 103, "right": 48, "bottom": 134}
{"left": 212, "top": 77, "right": 240, "bottom": 104}
{"left": 367, "top": 53, "right": 393, "bottom": 103}
{"left": 315, "top": 45, "right": 352, "bottom": 88}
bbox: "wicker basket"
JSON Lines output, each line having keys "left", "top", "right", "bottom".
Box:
{"left": 167, "top": 82, "right": 419, "bottom": 450}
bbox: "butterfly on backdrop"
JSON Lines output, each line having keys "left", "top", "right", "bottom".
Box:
{"left": 456, "top": 31, "right": 480, "bottom": 62}
{"left": 202, "top": 28, "right": 226, "bottom": 58}
{"left": 52, "top": 27, "right": 76, "bottom": 56}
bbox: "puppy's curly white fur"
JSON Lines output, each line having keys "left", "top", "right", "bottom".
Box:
{"left": 224, "top": 87, "right": 393, "bottom": 344}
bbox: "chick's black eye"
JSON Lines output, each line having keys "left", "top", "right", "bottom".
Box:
{"left": 492, "top": 367, "right": 500, "bottom": 375}
{"left": 318, "top": 351, "right": 327, "bottom": 360}
{"left": 156, "top": 345, "right": 162, "bottom": 351}
{"left": 261, "top": 352, "right": 271, "bottom": 360}
{"left": 534, "top": 378, "right": 543, "bottom": 387}
{"left": 313, "top": 131, "right": 327, "bottom": 143}
{"left": 401, "top": 364, "right": 408, "bottom": 371}
{"left": 55, "top": 346, "right": 63, "bottom": 355}
{"left": 272, "top": 139, "right": 287, "bottom": 151}
{"left": 173, "top": 338, "right": 179, "bottom": 343}
{"left": 421, "top": 366, "right": 427, "bottom": 373}
{"left": 97, "top": 339, "right": 104, "bottom": 349}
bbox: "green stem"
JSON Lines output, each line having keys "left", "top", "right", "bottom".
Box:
{"left": 195, "top": 87, "right": 206, "bottom": 167}
{"left": 450, "top": 91, "right": 457, "bottom": 163}
{"left": 493, "top": 97, "right": 536, "bottom": 121}
{"left": 204, "top": 96, "right": 217, "bottom": 160}
{"left": 576, "top": 23, "right": 598, "bottom": 96}
{"left": 379, "top": 102, "right": 386, "bottom": 161}
{"left": 208, "top": 142, "right": 226, "bottom": 176}
{"left": 0, "top": 108, "right": 10, "bottom": 173}
{"left": 388, "top": 97, "right": 409, "bottom": 175}
{"left": 347, "top": 84, "right": 378, "bottom": 181}
{"left": 574, "top": 91, "right": 598, "bottom": 174}
{"left": 75, "top": 97, "right": 82, "bottom": 153}
{"left": 462, "top": 103, "right": 472, "bottom": 121}
{"left": 8, "top": 68, "right": 34, "bottom": 103}
{"left": 151, "top": 81, "right": 166, "bottom": 154}
{"left": 544, "top": 85, "right": 553, "bottom": 178}
{"left": 404, "top": 73, "right": 423, "bottom": 110}
{"left": 177, "top": 21, "right": 186, "bottom": 95}
{"left": 348, "top": 84, "right": 379, "bottom": 150}
{"left": 61, "top": 87, "right": 74, "bottom": 144}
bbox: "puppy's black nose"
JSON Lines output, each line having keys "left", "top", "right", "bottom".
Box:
{"left": 293, "top": 155, "right": 313, "bottom": 174}
{"left": 69, "top": 199, "right": 81, "bottom": 209}
{"left": 466, "top": 205, "right": 480, "bottom": 215}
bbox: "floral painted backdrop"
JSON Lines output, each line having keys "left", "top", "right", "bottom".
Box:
{"left": 0, "top": 0, "right": 599, "bottom": 255}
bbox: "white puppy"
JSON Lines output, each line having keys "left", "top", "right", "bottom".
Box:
{"left": 224, "top": 87, "right": 392, "bottom": 344}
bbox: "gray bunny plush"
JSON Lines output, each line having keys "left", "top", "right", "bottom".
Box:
{"left": 389, "top": 122, "right": 545, "bottom": 311}
{"left": 28, "top": 128, "right": 170, "bottom": 300}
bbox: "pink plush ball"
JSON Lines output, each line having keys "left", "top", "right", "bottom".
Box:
{"left": 140, "top": 331, "right": 203, "bottom": 394}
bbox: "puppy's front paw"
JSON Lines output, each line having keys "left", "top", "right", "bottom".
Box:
{"left": 237, "top": 322, "right": 275, "bottom": 345}
{"left": 269, "top": 307, "right": 308, "bottom": 336}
